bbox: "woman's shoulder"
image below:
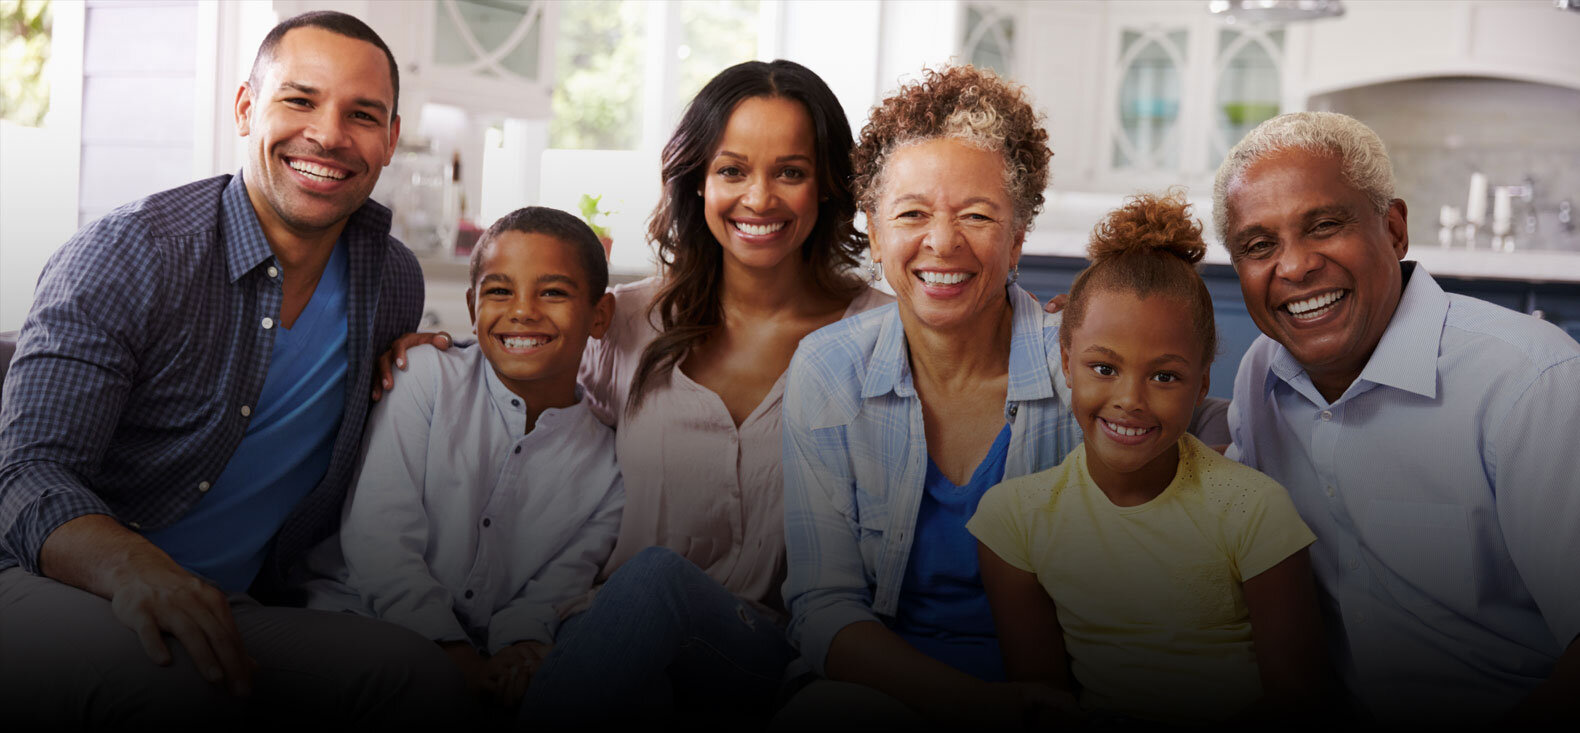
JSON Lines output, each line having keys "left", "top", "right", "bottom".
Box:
{"left": 845, "top": 284, "right": 895, "bottom": 316}
{"left": 796, "top": 299, "right": 898, "bottom": 372}
{"left": 598, "top": 275, "right": 665, "bottom": 353}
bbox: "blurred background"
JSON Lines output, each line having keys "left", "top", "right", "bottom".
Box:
{"left": 3, "top": 0, "right": 1578, "bottom": 395}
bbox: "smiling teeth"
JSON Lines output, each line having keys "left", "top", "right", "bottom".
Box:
{"left": 919, "top": 271, "right": 970, "bottom": 285}
{"left": 1103, "top": 419, "right": 1153, "bottom": 437}
{"left": 734, "top": 221, "right": 785, "bottom": 236}
{"left": 503, "top": 336, "right": 549, "bottom": 349}
{"left": 1285, "top": 290, "right": 1346, "bottom": 319}
{"left": 288, "top": 159, "right": 348, "bottom": 181}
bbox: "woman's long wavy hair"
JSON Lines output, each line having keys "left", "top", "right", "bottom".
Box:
{"left": 628, "top": 59, "right": 866, "bottom": 412}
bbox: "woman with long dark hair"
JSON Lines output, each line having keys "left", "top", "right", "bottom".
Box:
{"left": 515, "top": 59, "right": 891, "bottom": 722}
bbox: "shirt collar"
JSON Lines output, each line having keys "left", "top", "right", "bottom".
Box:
{"left": 1353, "top": 262, "right": 1446, "bottom": 399}
{"left": 219, "top": 169, "right": 395, "bottom": 283}
{"left": 859, "top": 284, "right": 1053, "bottom": 402}
{"left": 482, "top": 356, "right": 588, "bottom": 433}
{"left": 219, "top": 172, "right": 276, "bottom": 283}
{"left": 1265, "top": 261, "right": 1445, "bottom": 402}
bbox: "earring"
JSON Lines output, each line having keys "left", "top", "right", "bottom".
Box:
{"left": 1007, "top": 263, "right": 1020, "bottom": 286}
{"left": 865, "top": 260, "right": 883, "bottom": 282}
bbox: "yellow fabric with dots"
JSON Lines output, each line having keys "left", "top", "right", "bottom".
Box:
{"left": 966, "top": 433, "right": 1315, "bottom": 723}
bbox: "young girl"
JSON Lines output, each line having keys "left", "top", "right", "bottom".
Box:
{"left": 966, "top": 191, "right": 1330, "bottom": 724}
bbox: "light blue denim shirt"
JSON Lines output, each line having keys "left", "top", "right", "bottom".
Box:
{"left": 782, "top": 285, "right": 1082, "bottom": 675}
{"left": 1229, "top": 264, "right": 1580, "bottom": 722}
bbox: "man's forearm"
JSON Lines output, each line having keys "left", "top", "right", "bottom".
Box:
{"left": 38, "top": 513, "right": 175, "bottom": 598}
{"left": 825, "top": 620, "right": 991, "bottom": 720}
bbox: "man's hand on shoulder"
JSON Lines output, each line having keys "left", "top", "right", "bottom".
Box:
{"left": 372, "top": 331, "right": 453, "bottom": 402}
{"left": 40, "top": 514, "right": 256, "bottom": 696}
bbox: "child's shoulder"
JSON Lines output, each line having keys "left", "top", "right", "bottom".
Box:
{"left": 1178, "top": 433, "right": 1292, "bottom": 505}
{"left": 990, "top": 453, "right": 1086, "bottom": 512}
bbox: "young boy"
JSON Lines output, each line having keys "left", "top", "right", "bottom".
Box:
{"left": 305, "top": 207, "right": 622, "bottom": 708}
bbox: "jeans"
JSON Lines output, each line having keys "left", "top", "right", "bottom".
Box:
{"left": 519, "top": 546, "right": 794, "bottom": 724}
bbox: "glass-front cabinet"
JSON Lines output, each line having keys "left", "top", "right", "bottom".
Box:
{"left": 1094, "top": 4, "right": 1289, "bottom": 186}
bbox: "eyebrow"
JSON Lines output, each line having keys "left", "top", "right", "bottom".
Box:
{"left": 479, "top": 273, "right": 514, "bottom": 287}
{"left": 714, "top": 151, "right": 813, "bottom": 165}
{"left": 278, "top": 81, "right": 389, "bottom": 117}
{"left": 535, "top": 273, "right": 581, "bottom": 289}
{"left": 1082, "top": 345, "right": 1193, "bottom": 367}
{"left": 891, "top": 193, "right": 1001, "bottom": 209}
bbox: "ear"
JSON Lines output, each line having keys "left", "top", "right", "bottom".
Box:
{"left": 1059, "top": 339, "right": 1072, "bottom": 388}
{"left": 866, "top": 212, "right": 884, "bottom": 264}
{"left": 384, "top": 113, "right": 402, "bottom": 166}
{"left": 1386, "top": 198, "right": 1409, "bottom": 260}
{"left": 235, "top": 82, "right": 255, "bottom": 137}
{"left": 1197, "top": 368, "right": 1211, "bottom": 407}
{"left": 466, "top": 287, "right": 477, "bottom": 329}
{"left": 588, "top": 291, "right": 615, "bottom": 340}
{"left": 1010, "top": 225, "right": 1026, "bottom": 264}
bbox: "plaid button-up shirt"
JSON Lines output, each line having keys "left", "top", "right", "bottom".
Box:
{"left": 0, "top": 172, "right": 423, "bottom": 592}
{"left": 781, "top": 285, "right": 1084, "bottom": 675}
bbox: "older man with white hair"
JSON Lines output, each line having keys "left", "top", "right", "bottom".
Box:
{"left": 1216, "top": 111, "right": 1579, "bottom": 724}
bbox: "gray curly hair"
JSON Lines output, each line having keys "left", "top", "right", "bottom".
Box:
{"left": 1212, "top": 111, "right": 1396, "bottom": 243}
{"left": 852, "top": 64, "right": 1052, "bottom": 232}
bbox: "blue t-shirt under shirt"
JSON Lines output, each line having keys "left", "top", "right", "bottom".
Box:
{"left": 892, "top": 422, "right": 1013, "bottom": 681}
{"left": 145, "top": 242, "right": 349, "bottom": 592}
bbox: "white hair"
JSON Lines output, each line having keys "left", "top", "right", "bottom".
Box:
{"left": 1212, "top": 111, "right": 1396, "bottom": 242}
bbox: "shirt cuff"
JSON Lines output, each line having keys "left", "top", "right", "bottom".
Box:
{"left": 382, "top": 602, "right": 469, "bottom": 646}
{"left": 487, "top": 607, "right": 557, "bottom": 654}
{"left": 1, "top": 470, "right": 117, "bottom": 574}
{"left": 795, "top": 602, "right": 882, "bottom": 678}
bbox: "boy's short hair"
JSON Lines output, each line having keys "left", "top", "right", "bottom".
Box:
{"left": 469, "top": 207, "right": 610, "bottom": 303}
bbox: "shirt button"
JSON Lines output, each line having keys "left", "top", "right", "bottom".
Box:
{"left": 513, "top": 446, "right": 521, "bottom": 454}
{"left": 240, "top": 405, "right": 252, "bottom": 417}
{"left": 198, "top": 481, "right": 211, "bottom": 492}
{"left": 482, "top": 518, "right": 492, "bottom": 528}
{"left": 511, "top": 399, "right": 520, "bottom": 408}
{"left": 1320, "top": 410, "right": 1333, "bottom": 421}
{"left": 1325, "top": 485, "right": 1335, "bottom": 497}
{"left": 1008, "top": 404, "right": 1019, "bottom": 418}
{"left": 128, "top": 521, "right": 141, "bottom": 530}
{"left": 464, "top": 590, "right": 474, "bottom": 600}
{"left": 267, "top": 266, "right": 279, "bottom": 278}
{"left": 261, "top": 317, "right": 275, "bottom": 330}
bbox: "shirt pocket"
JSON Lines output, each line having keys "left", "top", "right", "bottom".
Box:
{"left": 853, "top": 486, "right": 889, "bottom": 578}
{"left": 1360, "top": 499, "right": 1475, "bottom": 613}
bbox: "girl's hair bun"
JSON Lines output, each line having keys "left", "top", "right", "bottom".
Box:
{"left": 1087, "top": 188, "right": 1206, "bottom": 266}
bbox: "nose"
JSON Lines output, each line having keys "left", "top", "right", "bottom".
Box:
{"left": 1273, "top": 239, "right": 1323, "bottom": 283}
{"left": 741, "top": 173, "right": 772, "bottom": 211}
{"left": 509, "top": 294, "right": 542, "bottom": 322}
{"left": 1112, "top": 374, "right": 1147, "bottom": 413}
{"left": 303, "top": 107, "right": 350, "bottom": 151}
{"left": 923, "top": 217, "right": 964, "bottom": 256}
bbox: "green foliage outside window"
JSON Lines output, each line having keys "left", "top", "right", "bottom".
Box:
{"left": 550, "top": 0, "right": 644, "bottom": 150}
{"left": 1, "top": 0, "right": 51, "bottom": 127}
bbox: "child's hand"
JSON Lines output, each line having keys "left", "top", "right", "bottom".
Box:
{"left": 440, "top": 641, "right": 489, "bottom": 694}
{"left": 372, "top": 331, "right": 453, "bottom": 402}
{"left": 983, "top": 681, "right": 1084, "bottom": 729}
{"left": 483, "top": 641, "right": 550, "bottom": 708}
{"left": 1042, "top": 293, "right": 1069, "bottom": 314}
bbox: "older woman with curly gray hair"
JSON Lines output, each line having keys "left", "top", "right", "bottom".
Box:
{"left": 776, "top": 65, "right": 1083, "bottom": 726}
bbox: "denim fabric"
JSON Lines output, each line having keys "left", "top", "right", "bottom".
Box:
{"left": 520, "top": 547, "right": 793, "bottom": 723}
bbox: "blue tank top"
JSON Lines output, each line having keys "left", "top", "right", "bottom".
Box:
{"left": 892, "top": 422, "right": 1013, "bottom": 681}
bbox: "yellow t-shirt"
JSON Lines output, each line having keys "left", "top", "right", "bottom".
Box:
{"left": 966, "top": 434, "right": 1316, "bottom": 723}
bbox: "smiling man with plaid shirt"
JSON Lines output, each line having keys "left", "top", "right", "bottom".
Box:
{"left": 0, "top": 11, "right": 468, "bottom": 727}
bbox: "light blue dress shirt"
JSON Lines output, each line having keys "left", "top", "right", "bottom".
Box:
{"left": 782, "top": 285, "right": 1083, "bottom": 675}
{"left": 304, "top": 344, "right": 624, "bottom": 654}
{"left": 1228, "top": 263, "right": 1580, "bottom": 722}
